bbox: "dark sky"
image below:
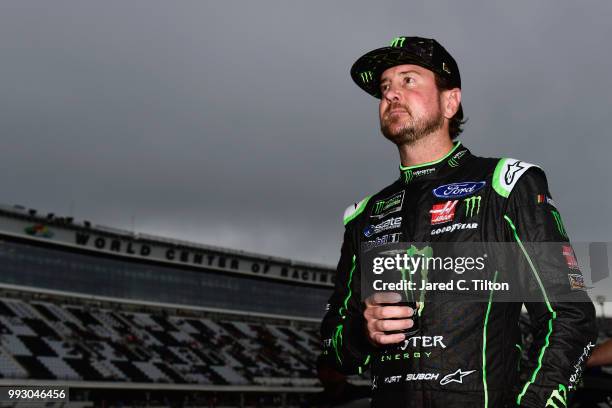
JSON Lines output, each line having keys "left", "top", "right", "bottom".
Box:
{"left": 1, "top": 0, "right": 611, "bottom": 273}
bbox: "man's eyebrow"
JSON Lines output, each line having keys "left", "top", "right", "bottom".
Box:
{"left": 380, "top": 70, "right": 422, "bottom": 83}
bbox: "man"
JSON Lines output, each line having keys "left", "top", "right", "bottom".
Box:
{"left": 320, "top": 36, "right": 598, "bottom": 407}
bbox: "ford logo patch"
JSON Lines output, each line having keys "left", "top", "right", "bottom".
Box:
{"left": 432, "top": 181, "right": 486, "bottom": 199}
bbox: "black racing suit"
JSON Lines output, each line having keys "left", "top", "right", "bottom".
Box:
{"left": 320, "top": 142, "right": 597, "bottom": 408}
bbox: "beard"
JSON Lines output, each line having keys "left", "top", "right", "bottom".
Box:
{"left": 380, "top": 101, "right": 444, "bottom": 146}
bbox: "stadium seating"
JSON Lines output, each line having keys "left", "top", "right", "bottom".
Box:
{"left": 0, "top": 295, "right": 320, "bottom": 387}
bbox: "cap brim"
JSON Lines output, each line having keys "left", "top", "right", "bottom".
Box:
{"left": 350, "top": 47, "right": 438, "bottom": 99}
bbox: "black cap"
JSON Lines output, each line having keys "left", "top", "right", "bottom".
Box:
{"left": 350, "top": 37, "right": 462, "bottom": 118}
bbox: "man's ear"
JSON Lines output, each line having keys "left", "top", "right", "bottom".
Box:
{"left": 442, "top": 88, "right": 461, "bottom": 119}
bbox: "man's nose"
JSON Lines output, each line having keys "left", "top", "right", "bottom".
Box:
{"left": 383, "top": 85, "right": 401, "bottom": 102}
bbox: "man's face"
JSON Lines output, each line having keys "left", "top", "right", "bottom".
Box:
{"left": 378, "top": 64, "right": 445, "bottom": 146}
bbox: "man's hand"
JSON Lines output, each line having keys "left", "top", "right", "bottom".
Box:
{"left": 364, "top": 292, "right": 416, "bottom": 346}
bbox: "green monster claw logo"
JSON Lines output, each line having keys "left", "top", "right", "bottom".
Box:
{"left": 447, "top": 150, "right": 466, "bottom": 168}
{"left": 551, "top": 210, "right": 568, "bottom": 238}
{"left": 545, "top": 384, "right": 567, "bottom": 408}
{"left": 464, "top": 196, "right": 481, "bottom": 217}
{"left": 373, "top": 193, "right": 402, "bottom": 216}
{"left": 374, "top": 200, "right": 385, "bottom": 214}
{"left": 404, "top": 169, "right": 413, "bottom": 183}
{"left": 390, "top": 36, "right": 406, "bottom": 47}
{"left": 360, "top": 71, "right": 373, "bottom": 83}
{"left": 399, "top": 245, "right": 433, "bottom": 317}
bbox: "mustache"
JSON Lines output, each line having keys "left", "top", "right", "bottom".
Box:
{"left": 384, "top": 103, "right": 411, "bottom": 118}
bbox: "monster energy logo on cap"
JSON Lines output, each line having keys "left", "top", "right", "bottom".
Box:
{"left": 551, "top": 210, "right": 568, "bottom": 238}
{"left": 463, "top": 196, "right": 481, "bottom": 217}
{"left": 390, "top": 36, "right": 406, "bottom": 48}
{"left": 360, "top": 71, "right": 373, "bottom": 83}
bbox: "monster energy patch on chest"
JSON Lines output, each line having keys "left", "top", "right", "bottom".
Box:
{"left": 371, "top": 191, "right": 405, "bottom": 219}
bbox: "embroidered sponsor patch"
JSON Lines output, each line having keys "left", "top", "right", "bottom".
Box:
{"left": 439, "top": 369, "right": 476, "bottom": 385}
{"left": 492, "top": 158, "right": 538, "bottom": 198}
{"left": 431, "top": 222, "right": 478, "bottom": 235}
{"left": 362, "top": 232, "right": 402, "bottom": 251}
{"left": 536, "top": 194, "right": 556, "bottom": 207}
{"left": 568, "top": 274, "right": 585, "bottom": 290}
{"left": 562, "top": 245, "right": 579, "bottom": 269}
{"left": 432, "top": 181, "right": 486, "bottom": 199}
{"left": 364, "top": 217, "right": 402, "bottom": 237}
{"left": 371, "top": 191, "right": 405, "bottom": 219}
{"left": 430, "top": 200, "right": 458, "bottom": 225}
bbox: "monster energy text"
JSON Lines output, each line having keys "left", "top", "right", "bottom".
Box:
{"left": 380, "top": 351, "right": 433, "bottom": 362}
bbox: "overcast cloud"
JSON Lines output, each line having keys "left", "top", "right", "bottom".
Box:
{"left": 0, "top": 1, "right": 611, "bottom": 276}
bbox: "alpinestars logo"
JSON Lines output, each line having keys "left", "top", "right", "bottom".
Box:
{"left": 439, "top": 369, "right": 476, "bottom": 385}
{"left": 504, "top": 161, "right": 525, "bottom": 185}
{"left": 430, "top": 200, "right": 458, "bottom": 225}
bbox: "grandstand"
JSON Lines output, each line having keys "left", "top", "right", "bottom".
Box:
{"left": 0, "top": 204, "right": 340, "bottom": 407}
{"left": 1, "top": 203, "right": 609, "bottom": 408}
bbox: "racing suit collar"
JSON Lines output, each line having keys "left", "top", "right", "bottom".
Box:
{"left": 399, "top": 141, "right": 471, "bottom": 184}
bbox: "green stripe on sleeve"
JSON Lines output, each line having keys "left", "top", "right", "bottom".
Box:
{"left": 482, "top": 270, "right": 498, "bottom": 408}
{"left": 492, "top": 158, "right": 509, "bottom": 198}
{"left": 504, "top": 215, "right": 556, "bottom": 405}
{"left": 334, "top": 255, "right": 357, "bottom": 366}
